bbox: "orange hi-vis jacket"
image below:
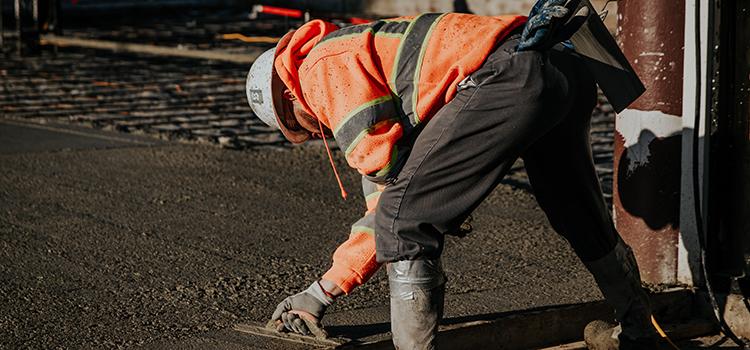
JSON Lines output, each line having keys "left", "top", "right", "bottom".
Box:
{"left": 274, "top": 13, "right": 526, "bottom": 294}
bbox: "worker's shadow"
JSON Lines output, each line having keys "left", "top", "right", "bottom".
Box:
{"left": 323, "top": 311, "right": 519, "bottom": 342}
{"left": 618, "top": 128, "right": 748, "bottom": 344}
{"left": 325, "top": 322, "right": 390, "bottom": 340}
{"left": 324, "top": 312, "right": 510, "bottom": 339}
{"left": 616, "top": 129, "right": 681, "bottom": 230}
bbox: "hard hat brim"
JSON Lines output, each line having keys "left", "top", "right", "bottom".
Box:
{"left": 270, "top": 31, "right": 311, "bottom": 144}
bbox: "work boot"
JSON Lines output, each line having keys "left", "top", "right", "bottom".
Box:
{"left": 584, "top": 320, "right": 668, "bottom": 350}
{"left": 582, "top": 239, "right": 664, "bottom": 350}
{"left": 387, "top": 259, "right": 446, "bottom": 350}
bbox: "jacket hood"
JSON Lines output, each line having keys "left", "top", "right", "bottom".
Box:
{"left": 274, "top": 20, "right": 339, "bottom": 118}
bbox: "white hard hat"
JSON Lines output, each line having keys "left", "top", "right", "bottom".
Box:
{"left": 245, "top": 31, "right": 311, "bottom": 144}
{"left": 246, "top": 48, "right": 281, "bottom": 130}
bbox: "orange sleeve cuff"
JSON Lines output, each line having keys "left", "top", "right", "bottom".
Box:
{"left": 321, "top": 231, "right": 382, "bottom": 294}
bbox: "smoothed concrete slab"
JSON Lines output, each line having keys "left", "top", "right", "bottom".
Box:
{"left": 0, "top": 141, "right": 602, "bottom": 349}
{"left": 0, "top": 119, "right": 159, "bottom": 154}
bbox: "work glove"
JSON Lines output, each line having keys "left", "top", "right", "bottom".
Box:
{"left": 517, "top": 0, "right": 590, "bottom": 52}
{"left": 269, "top": 281, "right": 335, "bottom": 338}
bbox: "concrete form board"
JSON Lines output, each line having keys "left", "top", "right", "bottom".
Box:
{"left": 614, "top": 0, "right": 685, "bottom": 285}
{"left": 233, "top": 289, "right": 712, "bottom": 349}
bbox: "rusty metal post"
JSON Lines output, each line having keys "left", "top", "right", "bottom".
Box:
{"left": 613, "top": 0, "right": 685, "bottom": 285}
{"left": 1, "top": 1, "right": 4, "bottom": 49}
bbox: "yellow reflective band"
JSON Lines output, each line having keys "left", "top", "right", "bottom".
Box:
{"left": 350, "top": 226, "right": 375, "bottom": 236}
{"left": 334, "top": 95, "right": 393, "bottom": 135}
{"left": 365, "top": 191, "right": 382, "bottom": 203}
{"left": 374, "top": 145, "right": 399, "bottom": 177}
{"left": 344, "top": 118, "right": 399, "bottom": 156}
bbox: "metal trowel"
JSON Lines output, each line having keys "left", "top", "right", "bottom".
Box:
{"left": 234, "top": 318, "right": 351, "bottom": 348}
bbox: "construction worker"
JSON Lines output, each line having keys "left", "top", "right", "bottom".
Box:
{"left": 245, "top": 0, "right": 665, "bottom": 348}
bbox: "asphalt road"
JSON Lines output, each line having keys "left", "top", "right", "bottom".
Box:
{"left": 0, "top": 120, "right": 603, "bottom": 349}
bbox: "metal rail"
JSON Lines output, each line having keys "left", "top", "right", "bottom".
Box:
{"left": 40, "top": 34, "right": 263, "bottom": 64}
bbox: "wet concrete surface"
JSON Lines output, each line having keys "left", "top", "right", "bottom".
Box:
{"left": 0, "top": 120, "right": 160, "bottom": 154}
{"left": 0, "top": 121, "right": 603, "bottom": 349}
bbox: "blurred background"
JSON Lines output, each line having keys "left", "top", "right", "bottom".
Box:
{"left": 0, "top": 0, "right": 620, "bottom": 198}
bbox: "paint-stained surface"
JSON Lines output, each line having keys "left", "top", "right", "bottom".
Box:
{"left": 614, "top": 127, "right": 681, "bottom": 284}
{"left": 613, "top": 0, "right": 685, "bottom": 285}
{"left": 617, "top": 0, "right": 685, "bottom": 116}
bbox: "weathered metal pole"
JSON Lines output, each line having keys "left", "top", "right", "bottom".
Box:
{"left": 613, "top": 0, "right": 685, "bottom": 285}
{"left": 1, "top": 1, "right": 4, "bottom": 48}
{"left": 15, "top": 0, "right": 40, "bottom": 55}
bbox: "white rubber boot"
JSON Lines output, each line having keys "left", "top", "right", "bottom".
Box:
{"left": 387, "top": 259, "right": 446, "bottom": 350}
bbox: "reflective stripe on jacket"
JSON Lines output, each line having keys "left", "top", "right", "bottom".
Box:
{"left": 321, "top": 176, "right": 384, "bottom": 294}
{"left": 275, "top": 14, "right": 526, "bottom": 294}
{"left": 276, "top": 13, "right": 526, "bottom": 182}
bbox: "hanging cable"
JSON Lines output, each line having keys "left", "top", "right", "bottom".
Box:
{"left": 693, "top": 1, "right": 747, "bottom": 347}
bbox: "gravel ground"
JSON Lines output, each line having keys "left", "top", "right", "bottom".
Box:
{"left": 0, "top": 10, "right": 619, "bottom": 348}
{"left": 0, "top": 121, "right": 603, "bottom": 349}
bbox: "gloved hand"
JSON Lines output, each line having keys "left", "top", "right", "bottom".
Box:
{"left": 517, "top": 0, "right": 590, "bottom": 52}
{"left": 269, "top": 281, "right": 335, "bottom": 337}
{"left": 517, "top": 0, "right": 570, "bottom": 51}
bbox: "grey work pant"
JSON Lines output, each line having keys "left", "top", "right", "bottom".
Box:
{"left": 375, "top": 35, "right": 619, "bottom": 265}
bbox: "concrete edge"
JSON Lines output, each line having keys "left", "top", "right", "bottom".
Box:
{"left": 0, "top": 117, "right": 167, "bottom": 146}
{"left": 234, "top": 289, "right": 715, "bottom": 349}
{"left": 350, "top": 289, "right": 703, "bottom": 350}
{"left": 233, "top": 323, "right": 350, "bottom": 348}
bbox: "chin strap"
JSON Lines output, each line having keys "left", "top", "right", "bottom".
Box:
{"left": 318, "top": 118, "right": 348, "bottom": 200}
